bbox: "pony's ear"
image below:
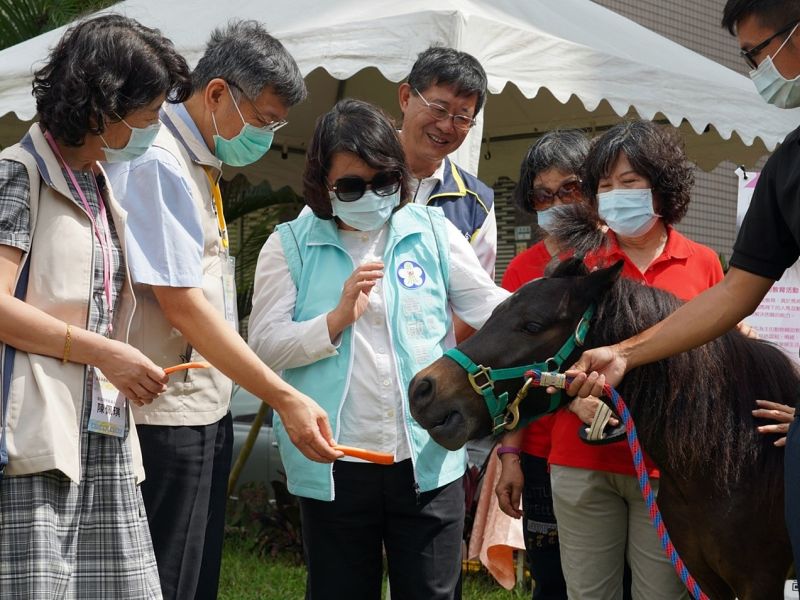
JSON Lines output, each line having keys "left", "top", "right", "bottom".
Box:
{"left": 578, "top": 260, "right": 623, "bottom": 300}
{"left": 549, "top": 257, "right": 589, "bottom": 278}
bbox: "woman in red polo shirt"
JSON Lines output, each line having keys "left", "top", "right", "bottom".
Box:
{"left": 548, "top": 120, "right": 722, "bottom": 600}
{"left": 495, "top": 130, "right": 589, "bottom": 600}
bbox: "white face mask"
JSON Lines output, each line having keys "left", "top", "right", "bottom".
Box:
{"left": 536, "top": 206, "right": 558, "bottom": 234}
{"left": 749, "top": 22, "right": 800, "bottom": 109}
{"left": 598, "top": 188, "right": 660, "bottom": 238}
{"left": 331, "top": 189, "right": 400, "bottom": 231}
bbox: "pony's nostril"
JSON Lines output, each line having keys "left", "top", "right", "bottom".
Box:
{"left": 413, "top": 377, "right": 435, "bottom": 404}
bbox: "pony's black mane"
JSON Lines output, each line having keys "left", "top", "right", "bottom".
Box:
{"left": 580, "top": 274, "right": 795, "bottom": 489}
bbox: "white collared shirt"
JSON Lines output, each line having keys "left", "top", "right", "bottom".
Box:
{"left": 248, "top": 217, "right": 510, "bottom": 462}
{"left": 409, "top": 160, "right": 446, "bottom": 205}
{"left": 409, "top": 158, "right": 497, "bottom": 278}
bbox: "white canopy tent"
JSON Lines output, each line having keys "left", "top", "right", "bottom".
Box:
{"left": 0, "top": 0, "right": 798, "bottom": 192}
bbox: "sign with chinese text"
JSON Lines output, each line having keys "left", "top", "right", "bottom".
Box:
{"left": 736, "top": 168, "right": 800, "bottom": 363}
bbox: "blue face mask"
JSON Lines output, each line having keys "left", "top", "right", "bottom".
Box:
{"left": 536, "top": 206, "right": 558, "bottom": 234}
{"left": 212, "top": 87, "right": 275, "bottom": 166}
{"left": 331, "top": 189, "right": 401, "bottom": 231}
{"left": 750, "top": 23, "right": 800, "bottom": 109}
{"left": 101, "top": 118, "right": 160, "bottom": 163}
{"left": 598, "top": 188, "right": 660, "bottom": 238}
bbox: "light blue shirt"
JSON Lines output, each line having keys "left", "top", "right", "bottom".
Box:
{"left": 104, "top": 103, "right": 204, "bottom": 287}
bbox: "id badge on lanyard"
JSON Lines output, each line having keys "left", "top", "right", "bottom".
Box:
{"left": 222, "top": 253, "right": 239, "bottom": 330}
{"left": 206, "top": 168, "right": 238, "bottom": 331}
{"left": 87, "top": 368, "right": 127, "bottom": 438}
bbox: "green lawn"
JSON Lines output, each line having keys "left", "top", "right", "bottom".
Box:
{"left": 219, "top": 534, "right": 530, "bottom": 600}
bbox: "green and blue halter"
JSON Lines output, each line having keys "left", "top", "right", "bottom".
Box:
{"left": 443, "top": 304, "right": 595, "bottom": 431}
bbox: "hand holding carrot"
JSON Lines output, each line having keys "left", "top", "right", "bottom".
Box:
{"left": 164, "top": 361, "right": 211, "bottom": 375}
{"left": 333, "top": 444, "right": 394, "bottom": 465}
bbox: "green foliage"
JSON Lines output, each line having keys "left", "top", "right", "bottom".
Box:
{"left": 222, "top": 480, "right": 531, "bottom": 597}
{"left": 219, "top": 535, "right": 307, "bottom": 600}
{"left": 220, "top": 174, "right": 303, "bottom": 323}
{"left": 220, "top": 533, "right": 531, "bottom": 599}
{"left": 226, "top": 481, "right": 304, "bottom": 562}
{"left": 0, "top": 0, "right": 118, "bottom": 50}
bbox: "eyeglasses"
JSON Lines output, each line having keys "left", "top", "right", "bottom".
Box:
{"left": 740, "top": 19, "right": 800, "bottom": 69}
{"left": 328, "top": 171, "right": 403, "bottom": 202}
{"left": 413, "top": 88, "right": 476, "bottom": 131}
{"left": 529, "top": 179, "right": 582, "bottom": 209}
{"left": 227, "top": 81, "right": 289, "bottom": 132}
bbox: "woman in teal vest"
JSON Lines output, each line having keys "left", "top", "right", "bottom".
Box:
{"left": 248, "top": 99, "right": 509, "bottom": 600}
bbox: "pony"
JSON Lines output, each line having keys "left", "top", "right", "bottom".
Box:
{"left": 408, "top": 257, "right": 795, "bottom": 600}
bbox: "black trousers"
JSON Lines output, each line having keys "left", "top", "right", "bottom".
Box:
{"left": 520, "top": 453, "right": 567, "bottom": 600}
{"left": 299, "top": 459, "right": 464, "bottom": 600}
{"left": 137, "top": 412, "right": 233, "bottom": 600}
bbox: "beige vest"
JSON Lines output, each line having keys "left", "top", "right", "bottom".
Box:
{"left": 126, "top": 104, "right": 232, "bottom": 426}
{"left": 0, "top": 124, "right": 142, "bottom": 483}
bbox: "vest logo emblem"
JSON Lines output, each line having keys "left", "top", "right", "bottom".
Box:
{"left": 397, "top": 260, "right": 426, "bottom": 289}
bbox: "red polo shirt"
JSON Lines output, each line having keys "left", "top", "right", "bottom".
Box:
{"left": 501, "top": 241, "right": 557, "bottom": 458}
{"left": 548, "top": 228, "right": 724, "bottom": 477}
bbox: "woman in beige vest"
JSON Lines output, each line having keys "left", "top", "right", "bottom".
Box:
{"left": 0, "top": 16, "right": 191, "bottom": 599}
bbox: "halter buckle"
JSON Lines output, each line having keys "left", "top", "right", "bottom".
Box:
{"left": 468, "top": 365, "right": 494, "bottom": 396}
{"left": 502, "top": 377, "right": 534, "bottom": 431}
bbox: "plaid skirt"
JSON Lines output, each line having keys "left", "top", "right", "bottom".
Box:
{"left": 0, "top": 377, "right": 162, "bottom": 599}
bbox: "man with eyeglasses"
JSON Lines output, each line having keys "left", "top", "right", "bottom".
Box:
{"left": 398, "top": 47, "right": 497, "bottom": 340}
{"left": 559, "top": 0, "right": 800, "bottom": 585}
{"left": 104, "top": 20, "right": 341, "bottom": 600}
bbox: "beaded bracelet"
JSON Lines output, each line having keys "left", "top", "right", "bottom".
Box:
{"left": 496, "top": 445, "right": 521, "bottom": 459}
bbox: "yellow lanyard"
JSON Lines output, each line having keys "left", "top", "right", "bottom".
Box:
{"left": 204, "top": 167, "right": 229, "bottom": 251}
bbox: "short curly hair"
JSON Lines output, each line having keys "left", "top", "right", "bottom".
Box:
{"left": 304, "top": 99, "right": 410, "bottom": 220}
{"left": 33, "top": 14, "right": 192, "bottom": 147}
{"left": 581, "top": 121, "right": 694, "bottom": 226}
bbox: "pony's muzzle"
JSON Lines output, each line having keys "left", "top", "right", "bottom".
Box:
{"left": 409, "top": 375, "right": 436, "bottom": 413}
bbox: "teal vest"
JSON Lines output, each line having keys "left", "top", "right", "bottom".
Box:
{"left": 274, "top": 204, "right": 466, "bottom": 500}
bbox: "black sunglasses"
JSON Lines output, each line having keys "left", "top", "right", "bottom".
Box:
{"left": 529, "top": 179, "right": 582, "bottom": 209}
{"left": 741, "top": 19, "right": 800, "bottom": 70}
{"left": 329, "top": 171, "right": 402, "bottom": 202}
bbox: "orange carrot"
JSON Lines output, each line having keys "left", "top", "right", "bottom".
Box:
{"left": 164, "top": 361, "right": 211, "bottom": 375}
{"left": 333, "top": 444, "right": 394, "bottom": 465}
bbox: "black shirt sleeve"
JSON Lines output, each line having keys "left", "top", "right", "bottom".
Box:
{"left": 731, "top": 126, "right": 800, "bottom": 281}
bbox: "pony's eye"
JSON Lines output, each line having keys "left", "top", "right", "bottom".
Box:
{"left": 524, "top": 322, "right": 543, "bottom": 334}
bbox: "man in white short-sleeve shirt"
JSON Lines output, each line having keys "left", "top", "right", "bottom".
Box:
{"left": 105, "top": 21, "right": 340, "bottom": 600}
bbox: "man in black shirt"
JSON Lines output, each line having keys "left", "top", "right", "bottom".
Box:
{"left": 564, "top": 0, "right": 800, "bottom": 575}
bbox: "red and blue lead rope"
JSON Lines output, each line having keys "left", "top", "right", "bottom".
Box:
{"left": 525, "top": 369, "right": 710, "bottom": 600}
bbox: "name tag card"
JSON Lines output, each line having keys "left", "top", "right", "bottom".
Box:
{"left": 222, "top": 255, "right": 239, "bottom": 330}
{"left": 88, "top": 368, "right": 127, "bottom": 438}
